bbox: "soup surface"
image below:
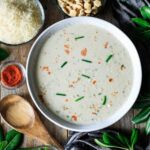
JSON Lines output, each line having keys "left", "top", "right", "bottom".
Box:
{"left": 36, "top": 24, "right": 133, "bottom": 125}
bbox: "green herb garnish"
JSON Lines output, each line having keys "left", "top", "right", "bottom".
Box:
{"left": 102, "top": 96, "right": 107, "bottom": 105}
{"left": 75, "top": 96, "right": 84, "bottom": 102}
{"left": 106, "top": 54, "right": 113, "bottom": 63}
{"left": 0, "top": 48, "right": 10, "bottom": 61}
{"left": 0, "top": 126, "right": 53, "bottom": 150}
{"left": 132, "top": 6, "right": 150, "bottom": 39}
{"left": 0, "top": 126, "right": 4, "bottom": 142}
{"left": 56, "top": 93, "right": 66, "bottom": 96}
{"left": 5, "top": 130, "right": 23, "bottom": 150}
{"left": 95, "top": 128, "right": 139, "bottom": 150}
{"left": 132, "top": 107, "right": 150, "bottom": 124}
{"left": 61, "top": 61, "right": 68, "bottom": 68}
{"left": 75, "top": 36, "right": 85, "bottom": 40}
{"left": 132, "top": 94, "right": 150, "bottom": 134}
{"left": 81, "top": 74, "right": 90, "bottom": 79}
{"left": 81, "top": 59, "right": 92, "bottom": 63}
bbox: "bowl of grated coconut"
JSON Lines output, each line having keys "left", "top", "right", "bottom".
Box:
{"left": 0, "top": 0, "right": 45, "bottom": 45}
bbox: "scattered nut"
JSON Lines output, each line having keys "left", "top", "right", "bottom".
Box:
{"left": 58, "top": 0, "right": 102, "bottom": 17}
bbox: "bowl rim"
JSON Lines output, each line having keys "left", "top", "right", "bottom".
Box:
{"left": 0, "top": 0, "right": 45, "bottom": 46}
{"left": 26, "top": 17, "right": 142, "bottom": 132}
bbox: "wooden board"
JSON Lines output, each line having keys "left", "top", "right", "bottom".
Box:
{"left": 0, "top": 0, "right": 146, "bottom": 148}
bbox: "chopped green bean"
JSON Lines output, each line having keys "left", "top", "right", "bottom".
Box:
{"left": 102, "top": 96, "right": 107, "bottom": 105}
{"left": 81, "top": 74, "right": 90, "bottom": 79}
{"left": 106, "top": 54, "right": 114, "bottom": 63}
{"left": 56, "top": 93, "right": 66, "bottom": 96}
{"left": 61, "top": 61, "right": 68, "bottom": 68}
{"left": 75, "top": 96, "right": 84, "bottom": 102}
{"left": 82, "top": 59, "right": 92, "bottom": 63}
{"left": 75, "top": 36, "right": 85, "bottom": 40}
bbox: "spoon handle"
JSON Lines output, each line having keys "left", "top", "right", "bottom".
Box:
{"left": 40, "top": 133, "right": 64, "bottom": 150}
{"left": 33, "top": 113, "right": 64, "bottom": 150}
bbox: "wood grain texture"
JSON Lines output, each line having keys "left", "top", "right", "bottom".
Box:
{"left": 0, "top": 0, "right": 145, "bottom": 149}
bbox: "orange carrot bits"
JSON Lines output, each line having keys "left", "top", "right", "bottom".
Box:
{"left": 92, "top": 80, "right": 97, "bottom": 85}
{"left": 104, "top": 42, "right": 109, "bottom": 48}
{"left": 81, "top": 48, "right": 87, "bottom": 56}
{"left": 64, "top": 44, "right": 69, "bottom": 49}
{"left": 71, "top": 115, "right": 78, "bottom": 121}
{"left": 64, "top": 49, "right": 70, "bottom": 55}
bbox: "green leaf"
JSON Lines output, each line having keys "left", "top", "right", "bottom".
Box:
{"left": 140, "top": 29, "right": 150, "bottom": 38}
{"left": 130, "top": 129, "right": 139, "bottom": 149}
{"left": 0, "top": 141, "right": 7, "bottom": 150}
{"left": 6, "top": 130, "right": 19, "bottom": 142}
{"left": 117, "top": 133, "right": 130, "bottom": 148}
{"left": 132, "top": 107, "right": 150, "bottom": 124}
{"left": 94, "top": 139, "right": 127, "bottom": 150}
{"left": 133, "top": 100, "right": 150, "bottom": 109}
{"left": 146, "top": 117, "right": 150, "bottom": 135}
{"left": 5, "top": 130, "right": 23, "bottom": 150}
{"left": 132, "top": 18, "right": 150, "bottom": 28}
{"left": 0, "top": 48, "right": 9, "bottom": 61}
{"left": 140, "top": 6, "right": 150, "bottom": 19}
{"left": 102, "top": 132, "right": 123, "bottom": 146}
{"left": 0, "top": 126, "right": 4, "bottom": 142}
{"left": 102, "top": 132, "right": 112, "bottom": 144}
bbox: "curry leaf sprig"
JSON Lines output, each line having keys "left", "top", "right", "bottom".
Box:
{"left": 132, "top": 94, "right": 150, "bottom": 135}
{"left": 95, "top": 129, "right": 139, "bottom": 150}
{"left": 132, "top": 6, "right": 150, "bottom": 39}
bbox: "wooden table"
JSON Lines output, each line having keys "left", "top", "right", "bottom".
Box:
{"left": 0, "top": 0, "right": 146, "bottom": 148}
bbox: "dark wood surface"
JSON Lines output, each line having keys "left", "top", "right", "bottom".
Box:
{"left": 0, "top": 0, "right": 146, "bottom": 148}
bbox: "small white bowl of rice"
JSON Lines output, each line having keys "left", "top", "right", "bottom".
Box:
{"left": 0, "top": 0, "right": 45, "bottom": 45}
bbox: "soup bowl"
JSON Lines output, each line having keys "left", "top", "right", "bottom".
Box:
{"left": 26, "top": 17, "right": 142, "bottom": 132}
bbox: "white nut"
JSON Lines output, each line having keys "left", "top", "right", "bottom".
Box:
{"left": 78, "top": 9, "right": 85, "bottom": 16}
{"left": 69, "top": 9, "right": 77, "bottom": 16}
{"left": 84, "top": 2, "right": 91, "bottom": 9}
{"left": 94, "top": 0, "right": 102, "bottom": 7}
{"left": 83, "top": 0, "right": 91, "bottom": 3}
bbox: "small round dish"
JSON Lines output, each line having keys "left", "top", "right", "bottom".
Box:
{"left": 0, "top": 0, "right": 45, "bottom": 46}
{"left": 0, "top": 61, "right": 26, "bottom": 90}
{"left": 56, "top": 0, "right": 107, "bottom": 17}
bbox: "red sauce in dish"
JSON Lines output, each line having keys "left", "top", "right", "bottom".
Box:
{"left": 1, "top": 65, "right": 23, "bottom": 87}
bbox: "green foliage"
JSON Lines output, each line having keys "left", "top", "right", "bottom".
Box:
{"left": 0, "top": 126, "right": 4, "bottom": 142}
{"left": 0, "top": 127, "right": 55, "bottom": 150}
{"left": 5, "top": 130, "right": 23, "bottom": 150}
{"left": 0, "top": 48, "right": 9, "bottom": 61}
{"left": 0, "top": 129, "right": 23, "bottom": 150}
{"left": 95, "top": 129, "right": 139, "bottom": 150}
{"left": 133, "top": 94, "right": 150, "bottom": 134}
{"left": 132, "top": 6, "right": 150, "bottom": 39}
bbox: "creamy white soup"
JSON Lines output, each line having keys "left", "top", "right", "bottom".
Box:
{"left": 36, "top": 24, "right": 133, "bottom": 125}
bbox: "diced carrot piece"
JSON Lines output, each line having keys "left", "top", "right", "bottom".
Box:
{"left": 64, "top": 44, "right": 69, "bottom": 49}
{"left": 72, "top": 115, "right": 78, "bottom": 121}
{"left": 92, "top": 80, "right": 97, "bottom": 85}
{"left": 64, "top": 49, "right": 70, "bottom": 54}
{"left": 104, "top": 42, "right": 109, "bottom": 48}
{"left": 81, "top": 48, "right": 87, "bottom": 56}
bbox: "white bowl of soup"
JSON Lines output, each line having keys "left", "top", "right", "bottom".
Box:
{"left": 26, "top": 17, "right": 142, "bottom": 132}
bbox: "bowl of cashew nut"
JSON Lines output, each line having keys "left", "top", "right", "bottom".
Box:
{"left": 57, "top": 0, "right": 107, "bottom": 17}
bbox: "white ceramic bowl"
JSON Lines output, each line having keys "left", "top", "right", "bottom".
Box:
{"left": 26, "top": 17, "right": 142, "bottom": 132}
